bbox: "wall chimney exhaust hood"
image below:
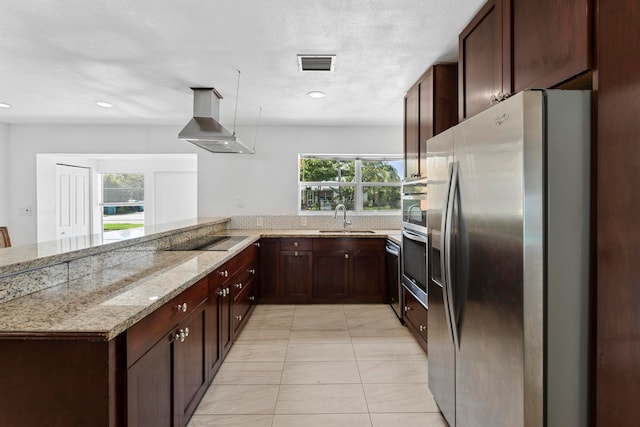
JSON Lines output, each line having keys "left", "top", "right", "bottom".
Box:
{"left": 179, "top": 88, "right": 254, "bottom": 154}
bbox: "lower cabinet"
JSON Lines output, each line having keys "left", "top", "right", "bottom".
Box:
{"left": 259, "top": 237, "right": 386, "bottom": 303}
{"left": 403, "top": 287, "right": 428, "bottom": 353}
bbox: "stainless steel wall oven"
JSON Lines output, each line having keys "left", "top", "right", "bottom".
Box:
{"left": 401, "top": 177, "right": 428, "bottom": 308}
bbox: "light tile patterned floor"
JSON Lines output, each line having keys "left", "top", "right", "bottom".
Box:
{"left": 187, "top": 304, "right": 448, "bottom": 427}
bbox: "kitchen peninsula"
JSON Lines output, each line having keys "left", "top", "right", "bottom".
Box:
{"left": 0, "top": 218, "right": 399, "bottom": 427}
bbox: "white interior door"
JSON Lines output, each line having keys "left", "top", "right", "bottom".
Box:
{"left": 56, "top": 164, "right": 91, "bottom": 239}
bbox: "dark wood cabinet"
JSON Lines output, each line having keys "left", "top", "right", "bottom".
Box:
{"left": 404, "top": 64, "right": 458, "bottom": 178}
{"left": 595, "top": 1, "right": 640, "bottom": 424}
{"left": 404, "top": 84, "right": 420, "bottom": 178}
{"left": 313, "top": 238, "right": 385, "bottom": 302}
{"left": 459, "top": 0, "right": 511, "bottom": 121}
{"left": 403, "top": 288, "right": 428, "bottom": 353}
{"left": 511, "top": 0, "right": 593, "bottom": 92}
{"left": 173, "top": 301, "right": 208, "bottom": 427}
{"left": 280, "top": 249, "right": 313, "bottom": 298}
{"left": 258, "top": 238, "right": 278, "bottom": 298}
{"left": 127, "top": 334, "right": 172, "bottom": 427}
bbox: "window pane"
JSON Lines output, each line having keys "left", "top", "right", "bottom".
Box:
{"left": 299, "top": 159, "right": 355, "bottom": 182}
{"left": 361, "top": 160, "right": 403, "bottom": 183}
{"left": 362, "top": 185, "right": 401, "bottom": 211}
{"left": 102, "top": 173, "right": 144, "bottom": 234}
{"left": 300, "top": 185, "right": 355, "bottom": 211}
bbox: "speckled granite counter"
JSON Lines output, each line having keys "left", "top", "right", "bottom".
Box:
{"left": 0, "top": 227, "right": 400, "bottom": 340}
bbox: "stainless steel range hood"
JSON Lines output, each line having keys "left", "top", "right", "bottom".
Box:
{"left": 179, "top": 88, "right": 254, "bottom": 154}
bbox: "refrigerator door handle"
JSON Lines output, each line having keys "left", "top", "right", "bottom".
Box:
{"left": 444, "top": 161, "right": 460, "bottom": 350}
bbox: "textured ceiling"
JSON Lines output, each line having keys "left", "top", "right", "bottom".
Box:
{"left": 0, "top": 0, "right": 485, "bottom": 126}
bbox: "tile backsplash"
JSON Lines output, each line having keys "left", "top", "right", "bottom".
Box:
{"left": 229, "top": 215, "right": 401, "bottom": 230}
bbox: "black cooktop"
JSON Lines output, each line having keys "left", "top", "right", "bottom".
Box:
{"left": 167, "top": 235, "right": 249, "bottom": 251}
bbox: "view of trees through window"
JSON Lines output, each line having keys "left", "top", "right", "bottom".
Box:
{"left": 299, "top": 155, "right": 403, "bottom": 212}
{"left": 102, "top": 173, "right": 145, "bottom": 232}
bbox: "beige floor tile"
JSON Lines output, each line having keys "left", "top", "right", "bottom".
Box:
{"left": 285, "top": 342, "right": 356, "bottom": 361}
{"left": 288, "top": 329, "right": 351, "bottom": 343}
{"left": 352, "top": 340, "right": 427, "bottom": 361}
{"left": 370, "top": 413, "right": 449, "bottom": 427}
{"left": 357, "top": 360, "right": 428, "bottom": 384}
{"left": 363, "top": 384, "right": 439, "bottom": 413}
{"left": 225, "top": 340, "right": 289, "bottom": 362}
{"left": 195, "top": 384, "right": 280, "bottom": 415}
{"left": 272, "top": 413, "right": 372, "bottom": 427}
{"left": 234, "top": 328, "right": 291, "bottom": 342}
{"left": 276, "top": 384, "right": 368, "bottom": 414}
{"left": 213, "top": 361, "right": 284, "bottom": 385}
{"left": 187, "top": 414, "right": 274, "bottom": 427}
{"left": 281, "top": 361, "right": 361, "bottom": 384}
{"left": 252, "top": 304, "right": 297, "bottom": 315}
{"left": 243, "top": 314, "right": 294, "bottom": 330}
{"left": 291, "top": 314, "right": 349, "bottom": 330}
{"left": 294, "top": 304, "right": 346, "bottom": 315}
{"left": 348, "top": 325, "right": 416, "bottom": 339}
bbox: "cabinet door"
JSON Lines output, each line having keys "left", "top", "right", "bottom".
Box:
{"left": 459, "top": 0, "right": 511, "bottom": 120}
{"left": 280, "top": 250, "right": 313, "bottom": 298}
{"left": 313, "top": 250, "right": 349, "bottom": 299}
{"left": 219, "top": 282, "right": 232, "bottom": 359}
{"left": 206, "top": 281, "right": 221, "bottom": 380}
{"left": 174, "top": 302, "right": 208, "bottom": 427}
{"left": 403, "top": 288, "right": 428, "bottom": 353}
{"left": 127, "top": 334, "right": 173, "bottom": 427}
{"left": 404, "top": 84, "right": 420, "bottom": 178}
{"left": 259, "top": 238, "right": 279, "bottom": 298}
{"left": 512, "top": 0, "right": 592, "bottom": 91}
{"left": 351, "top": 250, "right": 385, "bottom": 301}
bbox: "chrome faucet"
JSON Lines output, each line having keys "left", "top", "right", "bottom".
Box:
{"left": 334, "top": 203, "right": 352, "bottom": 230}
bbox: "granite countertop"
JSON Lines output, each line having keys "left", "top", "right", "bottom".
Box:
{"left": 0, "top": 229, "right": 400, "bottom": 340}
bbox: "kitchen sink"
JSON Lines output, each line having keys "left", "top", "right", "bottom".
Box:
{"left": 318, "top": 230, "right": 376, "bottom": 234}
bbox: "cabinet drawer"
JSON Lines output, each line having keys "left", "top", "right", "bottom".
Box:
{"left": 126, "top": 277, "right": 208, "bottom": 367}
{"left": 280, "top": 238, "right": 312, "bottom": 251}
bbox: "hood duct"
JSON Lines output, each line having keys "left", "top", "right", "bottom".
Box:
{"left": 179, "top": 87, "right": 254, "bottom": 154}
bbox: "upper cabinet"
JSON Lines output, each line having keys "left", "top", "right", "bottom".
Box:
{"left": 459, "top": 0, "right": 511, "bottom": 121}
{"left": 404, "top": 63, "right": 458, "bottom": 178}
{"left": 511, "top": 0, "right": 593, "bottom": 92}
{"left": 459, "top": 0, "right": 593, "bottom": 120}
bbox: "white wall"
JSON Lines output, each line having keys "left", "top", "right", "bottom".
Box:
{"left": 197, "top": 125, "right": 403, "bottom": 216}
{"left": 0, "top": 124, "right": 9, "bottom": 228}
{"left": 7, "top": 124, "right": 402, "bottom": 245}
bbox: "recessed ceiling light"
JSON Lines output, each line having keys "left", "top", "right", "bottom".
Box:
{"left": 0, "top": 102, "right": 11, "bottom": 109}
{"left": 96, "top": 101, "right": 114, "bottom": 108}
{"left": 307, "top": 91, "right": 326, "bottom": 99}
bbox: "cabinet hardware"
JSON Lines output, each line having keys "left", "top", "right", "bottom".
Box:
{"left": 404, "top": 305, "right": 411, "bottom": 312}
{"left": 176, "top": 303, "right": 187, "bottom": 312}
{"left": 219, "top": 270, "right": 228, "bottom": 278}
{"left": 216, "top": 288, "right": 224, "bottom": 296}
{"left": 419, "top": 325, "right": 427, "bottom": 332}
{"left": 294, "top": 251, "right": 298, "bottom": 257}
{"left": 344, "top": 253, "right": 349, "bottom": 259}
{"left": 249, "top": 268, "right": 256, "bottom": 274}
{"left": 255, "top": 242, "right": 261, "bottom": 248}
{"left": 235, "top": 314, "right": 242, "bottom": 321}
{"left": 235, "top": 283, "right": 243, "bottom": 289}
{"left": 184, "top": 327, "right": 189, "bottom": 337}
{"left": 225, "top": 287, "right": 230, "bottom": 296}
{"left": 249, "top": 296, "right": 255, "bottom": 301}
{"left": 294, "top": 241, "right": 299, "bottom": 247}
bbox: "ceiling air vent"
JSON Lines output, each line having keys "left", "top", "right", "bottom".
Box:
{"left": 297, "top": 55, "right": 336, "bottom": 72}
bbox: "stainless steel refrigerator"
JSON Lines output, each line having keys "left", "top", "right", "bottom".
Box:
{"left": 427, "top": 90, "right": 590, "bottom": 427}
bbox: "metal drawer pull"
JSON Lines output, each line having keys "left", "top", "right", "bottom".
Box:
{"left": 344, "top": 253, "right": 349, "bottom": 259}
{"left": 217, "top": 288, "right": 224, "bottom": 296}
{"left": 255, "top": 242, "right": 261, "bottom": 248}
{"left": 235, "top": 283, "right": 243, "bottom": 289}
{"left": 235, "top": 314, "right": 243, "bottom": 321}
{"left": 404, "top": 305, "right": 411, "bottom": 312}
{"left": 249, "top": 296, "right": 255, "bottom": 301}
{"left": 419, "top": 325, "right": 427, "bottom": 332}
{"left": 249, "top": 268, "right": 256, "bottom": 274}
{"left": 184, "top": 327, "right": 189, "bottom": 337}
{"left": 176, "top": 303, "right": 187, "bottom": 312}
{"left": 294, "top": 251, "right": 298, "bottom": 257}
{"left": 219, "top": 270, "right": 228, "bottom": 278}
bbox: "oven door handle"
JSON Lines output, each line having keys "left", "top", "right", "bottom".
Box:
{"left": 402, "top": 229, "right": 428, "bottom": 244}
{"left": 385, "top": 243, "right": 400, "bottom": 257}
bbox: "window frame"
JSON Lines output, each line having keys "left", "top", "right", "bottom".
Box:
{"left": 298, "top": 154, "right": 403, "bottom": 215}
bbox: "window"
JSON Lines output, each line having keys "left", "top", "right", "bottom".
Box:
{"left": 101, "top": 173, "right": 145, "bottom": 235}
{"left": 299, "top": 155, "right": 403, "bottom": 213}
